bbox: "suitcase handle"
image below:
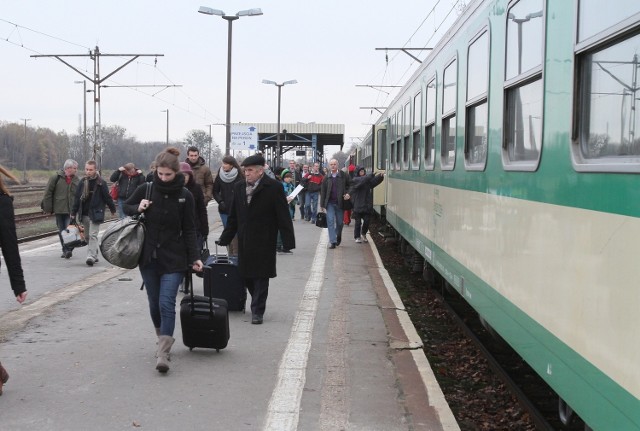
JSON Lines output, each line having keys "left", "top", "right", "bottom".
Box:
{"left": 186, "top": 268, "right": 214, "bottom": 317}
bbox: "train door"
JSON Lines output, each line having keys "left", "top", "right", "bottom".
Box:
{"left": 373, "top": 123, "right": 387, "bottom": 214}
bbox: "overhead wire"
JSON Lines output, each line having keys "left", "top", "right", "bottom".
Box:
{"left": 0, "top": 18, "right": 224, "bottom": 134}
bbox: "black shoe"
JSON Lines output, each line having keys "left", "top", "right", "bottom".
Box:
{"left": 329, "top": 243, "right": 336, "bottom": 249}
{"left": 336, "top": 235, "right": 341, "bottom": 246}
{"left": 86, "top": 257, "right": 94, "bottom": 266}
{"left": 251, "top": 314, "right": 263, "bottom": 324}
{"left": 64, "top": 251, "right": 73, "bottom": 259}
{"left": 60, "top": 253, "right": 66, "bottom": 258}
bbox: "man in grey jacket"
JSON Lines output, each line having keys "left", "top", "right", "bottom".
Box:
{"left": 42, "top": 159, "right": 80, "bottom": 259}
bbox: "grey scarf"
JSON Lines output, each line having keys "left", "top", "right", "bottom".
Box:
{"left": 218, "top": 167, "right": 238, "bottom": 183}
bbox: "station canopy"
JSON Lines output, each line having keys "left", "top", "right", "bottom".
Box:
{"left": 231, "top": 122, "right": 344, "bottom": 167}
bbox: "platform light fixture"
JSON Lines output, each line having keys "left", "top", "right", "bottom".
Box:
{"left": 262, "top": 79, "right": 298, "bottom": 166}
{"left": 198, "top": 6, "right": 263, "bottom": 155}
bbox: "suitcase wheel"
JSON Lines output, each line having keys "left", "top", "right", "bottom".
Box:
{"left": 216, "top": 349, "right": 220, "bottom": 353}
{"left": 189, "top": 347, "right": 194, "bottom": 351}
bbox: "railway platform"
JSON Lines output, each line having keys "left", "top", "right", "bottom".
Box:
{"left": 0, "top": 204, "right": 459, "bottom": 430}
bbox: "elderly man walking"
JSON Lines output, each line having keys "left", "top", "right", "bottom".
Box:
{"left": 216, "top": 154, "right": 295, "bottom": 324}
{"left": 42, "top": 159, "right": 80, "bottom": 259}
{"left": 320, "top": 159, "right": 351, "bottom": 249}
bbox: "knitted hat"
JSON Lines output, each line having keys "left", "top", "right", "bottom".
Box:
{"left": 179, "top": 162, "right": 193, "bottom": 174}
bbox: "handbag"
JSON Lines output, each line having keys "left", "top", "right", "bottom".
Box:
{"left": 98, "top": 183, "right": 151, "bottom": 269}
{"left": 315, "top": 212, "right": 328, "bottom": 228}
{"left": 61, "top": 223, "right": 87, "bottom": 248}
{"left": 110, "top": 182, "right": 119, "bottom": 201}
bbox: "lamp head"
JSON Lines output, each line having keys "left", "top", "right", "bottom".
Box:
{"left": 237, "top": 8, "right": 263, "bottom": 17}
{"left": 198, "top": 6, "right": 225, "bottom": 16}
{"left": 283, "top": 80, "right": 298, "bottom": 86}
{"left": 262, "top": 79, "right": 277, "bottom": 85}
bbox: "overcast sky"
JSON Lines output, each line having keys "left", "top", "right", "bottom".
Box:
{"left": 0, "top": 1, "right": 460, "bottom": 154}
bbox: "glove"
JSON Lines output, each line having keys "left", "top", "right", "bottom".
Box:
{"left": 215, "top": 240, "right": 228, "bottom": 247}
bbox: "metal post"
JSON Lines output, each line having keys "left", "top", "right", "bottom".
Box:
{"left": 82, "top": 81, "right": 87, "bottom": 161}
{"left": 276, "top": 84, "right": 282, "bottom": 166}
{"left": 207, "top": 124, "right": 212, "bottom": 168}
{"left": 20, "top": 118, "right": 30, "bottom": 184}
{"left": 224, "top": 16, "right": 238, "bottom": 156}
{"left": 166, "top": 109, "right": 169, "bottom": 145}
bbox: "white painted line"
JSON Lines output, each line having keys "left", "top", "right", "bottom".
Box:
{"left": 263, "top": 231, "right": 329, "bottom": 431}
{"left": 369, "top": 236, "right": 461, "bottom": 431}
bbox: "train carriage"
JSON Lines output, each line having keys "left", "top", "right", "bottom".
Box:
{"left": 369, "top": 0, "right": 640, "bottom": 429}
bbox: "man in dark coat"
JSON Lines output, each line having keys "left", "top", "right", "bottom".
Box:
{"left": 71, "top": 161, "right": 116, "bottom": 266}
{"left": 217, "top": 154, "right": 295, "bottom": 324}
{"left": 320, "top": 159, "right": 351, "bottom": 249}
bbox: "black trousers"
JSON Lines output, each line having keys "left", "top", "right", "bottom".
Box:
{"left": 245, "top": 277, "right": 270, "bottom": 316}
{"left": 353, "top": 212, "right": 371, "bottom": 239}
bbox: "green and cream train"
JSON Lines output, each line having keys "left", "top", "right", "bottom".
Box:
{"left": 357, "top": 0, "right": 640, "bottom": 429}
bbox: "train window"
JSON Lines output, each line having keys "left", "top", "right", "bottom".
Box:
{"left": 465, "top": 30, "right": 489, "bottom": 170}
{"left": 577, "top": 1, "right": 640, "bottom": 43}
{"left": 424, "top": 77, "right": 436, "bottom": 170}
{"left": 390, "top": 114, "right": 396, "bottom": 170}
{"left": 441, "top": 59, "right": 457, "bottom": 170}
{"left": 503, "top": 0, "right": 543, "bottom": 171}
{"left": 396, "top": 109, "right": 403, "bottom": 170}
{"left": 403, "top": 102, "right": 411, "bottom": 169}
{"left": 412, "top": 92, "right": 421, "bottom": 169}
{"left": 442, "top": 115, "right": 456, "bottom": 169}
{"left": 376, "top": 127, "right": 387, "bottom": 171}
{"left": 574, "top": 30, "right": 640, "bottom": 171}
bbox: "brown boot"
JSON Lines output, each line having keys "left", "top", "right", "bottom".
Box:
{"left": 0, "top": 362, "right": 9, "bottom": 396}
{"left": 156, "top": 335, "right": 175, "bottom": 373}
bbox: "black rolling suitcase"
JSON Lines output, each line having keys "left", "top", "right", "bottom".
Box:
{"left": 203, "top": 245, "right": 246, "bottom": 312}
{"left": 180, "top": 271, "right": 230, "bottom": 352}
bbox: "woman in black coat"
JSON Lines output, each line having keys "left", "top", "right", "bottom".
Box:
{"left": 180, "top": 162, "right": 209, "bottom": 245}
{"left": 212, "top": 155, "right": 243, "bottom": 227}
{"left": 0, "top": 164, "right": 27, "bottom": 395}
{"left": 123, "top": 147, "right": 203, "bottom": 373}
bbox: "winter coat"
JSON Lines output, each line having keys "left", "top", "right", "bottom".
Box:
{"left": 123, "top": 173, "right": 199, "bottom": 274}
{"left": 218, "top": 174, "right": 295, "bottom": 279}
{"left": 109, "top": 169, "right": 146, "bottom": 201}
{"left": 186, "top": 156, "right": 214, "bottom": 204}
{"left": 348, "top": 169, "right": 384, "bottom": 214}
{"left": 320, "top": 170, "right": 351, "bottom": 210}
{"left": 185, "top": 174, "right": 209, "bottom": 237}
{"left": 72, "top": 176, "right": 116, "bottom": 222}
{"left": 213, "top": 169, "right": 242, "bottom": 215}
{"left": 42, "top": 170, "right": 79, "bottom": 214}
{"left": 0, "top": 193, "right": 26, "bottom": 297}
{"left": 301, "top": 172, "right": 323, "bottom": 193}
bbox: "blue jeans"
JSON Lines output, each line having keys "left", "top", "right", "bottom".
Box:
{"left": 219, "top": 212, "right": 229, "bottom": 228}
{"left": 117, "top": 198, "right": 126, "bottom": 219}
{"left": 139, "top": 260, "right": 183, "bottom": 336}
{"left": 55, "top": 213, "right": 71, "bottom": 253}
{"left": 305, "top": 192, "right": 319, "bottom": 221}
{"left": 325, "top": 202, "right": 344, "bottom": 245}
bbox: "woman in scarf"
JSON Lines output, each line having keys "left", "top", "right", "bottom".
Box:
{"left": 123, "top": 147, "right": 203, "bottom": 373}
{"left": 0, "top": 164, "right": 28, "bottom": 395}
{"left": 213, "top": 155, "right": 244, "bottom": 228}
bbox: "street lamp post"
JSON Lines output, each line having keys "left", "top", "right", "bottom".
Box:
{"left": 198, "top": 6, "right": 263, "bottom": 156}
{"left": 74, "top": 80, "right": 88, "bottom": 162}
{"left": 161, "top": 109, "right": 169, "bottom": 145}
{"left": 262, "top": 79, "right": 297, "bottom": 166}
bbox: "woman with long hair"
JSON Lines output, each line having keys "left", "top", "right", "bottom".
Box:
{"left": 212, "top": 155, "right": 244, "bottom": 227}
{"left": 0, "top": 165, "right": 28, "bottom": 395}
{"left": 123, "top": 148, "right": 203, "bottom": 373}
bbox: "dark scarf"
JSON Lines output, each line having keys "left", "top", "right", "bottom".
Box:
{"left": 153, "top": 172, "right": 186, "bottom": 196}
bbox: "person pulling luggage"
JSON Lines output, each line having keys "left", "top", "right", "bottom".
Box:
{"left": 123, "top": 147, "right": 204, "bottom": 373}
{"left": 216, "top": 154, "right": 295, "bottom": 325}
